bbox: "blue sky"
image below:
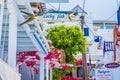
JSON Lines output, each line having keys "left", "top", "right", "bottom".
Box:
{"left": 46, "top": 0, "right": 118, "bottom": 21}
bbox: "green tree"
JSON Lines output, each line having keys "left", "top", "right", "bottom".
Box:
{"left": 47, "top": 25, "right": 86, "bottom": 80}
{"left": 47, "top": 25, "right": 86, "bottom": 63}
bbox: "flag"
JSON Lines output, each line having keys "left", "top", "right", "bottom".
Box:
{"left": 103, "top": 41, "right": 114, "bottom": 52}
{"left": 94, "top": 36, "right": 102, "bottom": 42}
{"left": 103, "top": 41, "right": 114, "bottom": 57}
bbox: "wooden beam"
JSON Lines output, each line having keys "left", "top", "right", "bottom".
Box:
{"left": 117, "top": 38, "right": 120, "bottom": 41}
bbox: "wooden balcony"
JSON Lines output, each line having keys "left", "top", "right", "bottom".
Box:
{"left": 30, "top": 2, "right": 46, "bottom": 14}
{"left": 117, "top": 32, "right": 120, "bottom": 36}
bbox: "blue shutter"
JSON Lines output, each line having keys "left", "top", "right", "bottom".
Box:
{"left": 84, "top": 28, "right": 89, "bottom": 36}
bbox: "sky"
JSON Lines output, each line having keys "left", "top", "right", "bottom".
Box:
{"left": 46, "top": 0, "right": 118, "bottom": 21}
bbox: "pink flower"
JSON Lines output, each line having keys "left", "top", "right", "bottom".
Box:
{"left": 44, "top": 52, "right": 55, "bottom": 60}
{"left": 33, "top": 67, "right": 39, "bottom": 74}
{"left": 25, "top": 61, "right": 36, "bottom": 67}
{"left": 49, "top": 62, "right": 55, "bottom": 68}
{"left": 75, "top": 59, "right": 82, "bottom": 65}
{"left": 61, "top": 64, "right": 70, "bottom": 70}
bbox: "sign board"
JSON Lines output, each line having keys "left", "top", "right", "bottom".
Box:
{"left": 29, "top": 0, "right": 68, "bottom": 3}
{"left": 20, "top": 10, "right": 81, "bottom": 25}
{"left": 36, "top": 11, "right": 80, "bottom": 23}
{"left": 103, "top": 41, "right": 114, "bottom": 53}
{"left": 41, "top": 13, "right": 67, "bottom": 21}
{"left": 105, "top": 63, "right": 120, "bottom": 68}
{"left": 95, "top": 69, "right": 112, "bottom": 80}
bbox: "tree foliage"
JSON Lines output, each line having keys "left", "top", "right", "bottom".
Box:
{"left": 47, "top": 25, "right": 86, "bottom": 80}
{"left": 47, "top": 25, "right": 86, "bottom": 63}
{"left": 52, "top": 67, "right": 74, "bottom": 80}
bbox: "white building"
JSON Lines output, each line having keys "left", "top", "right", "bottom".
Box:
{"left": 74, "top": 20, "right": 115, "bottom": 64}
{"left": 0, "top": 0, "right": 117, "bottom": 80}
{"left": 0, "top": 0, "right": 49, "bottom": 80}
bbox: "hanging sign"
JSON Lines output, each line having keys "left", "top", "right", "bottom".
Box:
{"left": 105, "top": 63, "right": 120, "bottom": 68}
{"left": 36, "top": 10, "right": 80, "bottom": 23}
{"left": 20, "top": 10, "right": 80, "bottom": 26}
{"left": 40, "top": 12, "right": 67, "bottom": 21}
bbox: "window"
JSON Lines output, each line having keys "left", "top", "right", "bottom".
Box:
{"left": 0, "top": 4, "right": 1, "bottom": 9}
{"left": 105, "top": 23, "right": 114, "bottom": 29}
{"left": 86, "top": 47, "right": 89, "bottom": 54}
{"left": 0, "top": 4, "right": 1, "bottom": 14}
{"left": 93, "top": 23, "right": 104, "bottom": 29}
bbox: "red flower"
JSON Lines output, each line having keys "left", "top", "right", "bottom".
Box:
{"left": 75, "top": 59, "right": 82, "bottom": 65}
{"left": 44, "top": 52, "right": 55, "bottom": 60}
{"left": 49, "top": 62, "right": 55, "bottom": 68}
{"left": 17, "top": 58, "right": 24, "bottom": 62}
{"left": 25, "top": 61, "right": 36, "bottom": 67}
{"left": 51, "top": 48, "right": 58, "bottom": 52}
{"left": 33, "top": 67, "right": 39, "bottom": 74}
{"left": 61, "top": 76, "right": 83, "bottom": 80}
{"left": 61, "top": 76, "right": 74, "bottom": 80}
{"left": 16, "top": 51, "right": 40, "bottom": 74}
{"left": 35, "top": 55, "right": 40, "bottom": 60}
{"left": 61, "top": 64, "right": 70, "bottom": 70}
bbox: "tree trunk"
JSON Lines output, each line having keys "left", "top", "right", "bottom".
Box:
{"left": 82, "top": 53, "right": 88, "bottom": 80}
{"left": 80, "top": 15, "right": 88, "bottom": 80}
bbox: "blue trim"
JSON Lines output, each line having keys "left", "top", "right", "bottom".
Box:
{"left": 37, "top": 11, "right": 72, "bottom": 16}
{"left": 46, "top": 11, "right": 72, "bottom": 14}
{"left": 33, "top": 33, "right": 47, "bottom": 54}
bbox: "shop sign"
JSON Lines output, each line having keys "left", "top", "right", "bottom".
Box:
{"left": 95, "top": 69, "right": 112, "bottom": 80}
{"left": 36, "top": 11, "right": 80, "bottom": 22}
{"left": 105, "top": 63, "right": 120, "bottom": 68}
{"left": 42, "top": 13, "right": 67, "bottom": 21}
{"left": 21, "top": 10, "right": 80, "bottom": 25}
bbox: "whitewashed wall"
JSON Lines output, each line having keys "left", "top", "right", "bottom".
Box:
{"left": 0, "top": 59, "right": 21, "bottom": 80}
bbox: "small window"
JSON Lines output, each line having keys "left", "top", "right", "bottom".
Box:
{"left": 0, "top": 4, "right": 1, "bottom": 13}
{"left": 105, "top": 23, "right": 114, "bottom": 29}
{"left": 0, "top": 4, "right": 1, "bottom": 9}
{"left": 99, "top": 25, "right": 104, "bottom": 29}
{"left": 86, "top": 47, "right": 89, "bottom": 54}
{"left": 93, "top": 23, "right": 104, "bottom": 29}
